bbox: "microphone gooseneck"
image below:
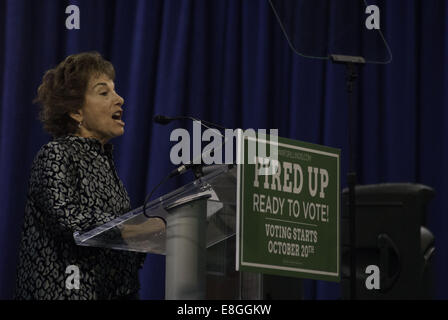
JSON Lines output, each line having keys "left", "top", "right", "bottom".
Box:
{"left": 143, "top": 114, "right": 229, "bottom": 217}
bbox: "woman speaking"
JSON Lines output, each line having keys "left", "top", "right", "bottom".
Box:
{"left": 15, "top": 52, "right": 145, "bottom": 300}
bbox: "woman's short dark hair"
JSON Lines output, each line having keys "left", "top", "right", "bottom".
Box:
{"left": 34, "top": 51, "right": 115, "bottom": 137}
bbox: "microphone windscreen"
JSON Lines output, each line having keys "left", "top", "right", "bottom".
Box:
{"left": 153, "top": 115, "right": 172, "bottom": 125}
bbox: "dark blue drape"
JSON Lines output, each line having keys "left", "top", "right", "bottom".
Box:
{"left": 0, "top": 0, "right": 447, "bottom": 300}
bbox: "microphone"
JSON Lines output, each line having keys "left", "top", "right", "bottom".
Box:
{"left": 142, "top": 115, "right": 231, "bottom": 217}
{"left": 154, "top": 114, "right": 228, "bottom": 178}
{"left": 153, "top": 115, "right": 179, "bottom": 125}
{"left": 168, "top": 163, "right": 198, "bottom": 178}
{"left": 153, "top": 114, "right": 227, "bottom": 131}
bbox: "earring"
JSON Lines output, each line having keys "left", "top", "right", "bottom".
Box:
{"left": 78, "top": 121, "right": 83, "bottom": 128}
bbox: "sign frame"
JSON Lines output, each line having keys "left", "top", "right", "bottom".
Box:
{"left": 236, "top": 133, "right": 341, "bottom": 282}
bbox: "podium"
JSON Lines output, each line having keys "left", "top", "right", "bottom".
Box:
{"left": 73, "top": 165, "right": 302, "bottom": 299}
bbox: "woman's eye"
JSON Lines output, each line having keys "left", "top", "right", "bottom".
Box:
{"left": 100, "top": 92, "right": 108, "bottom": 96}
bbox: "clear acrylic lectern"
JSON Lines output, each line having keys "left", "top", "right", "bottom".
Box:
{"left": 74, "top": 165, "right": 302, "bottom": 299}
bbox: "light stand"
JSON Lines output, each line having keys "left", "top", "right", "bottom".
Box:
{"left": 330, "top": 54, "right": 365, "bottom": 300}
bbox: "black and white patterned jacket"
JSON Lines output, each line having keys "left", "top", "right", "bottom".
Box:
{"left": 15, "top": 135, "right": 146, "bottom": 300}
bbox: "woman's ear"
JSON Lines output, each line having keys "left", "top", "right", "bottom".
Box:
{"left": 69, "top": 109, "right": 83, "bottom": 123}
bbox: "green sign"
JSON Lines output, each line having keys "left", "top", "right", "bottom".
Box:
{"left": 236, "top": 133, "right": 340, "bottom": 282}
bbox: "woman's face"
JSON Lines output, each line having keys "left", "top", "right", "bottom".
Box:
{"left": 74, "top": 73, "right": 125, "bottom": 144}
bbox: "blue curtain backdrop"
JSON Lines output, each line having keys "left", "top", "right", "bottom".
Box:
{"left": 0, "top": 0, "right": 447, "bottom": 299}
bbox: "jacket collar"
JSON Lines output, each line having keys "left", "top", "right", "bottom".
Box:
{"left": 57, "top": 135, "right": 114, "bottom": 156}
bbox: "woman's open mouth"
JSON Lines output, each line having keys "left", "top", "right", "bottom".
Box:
{"left": 112, "top": 111, "right": 125, "bottom": 126}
